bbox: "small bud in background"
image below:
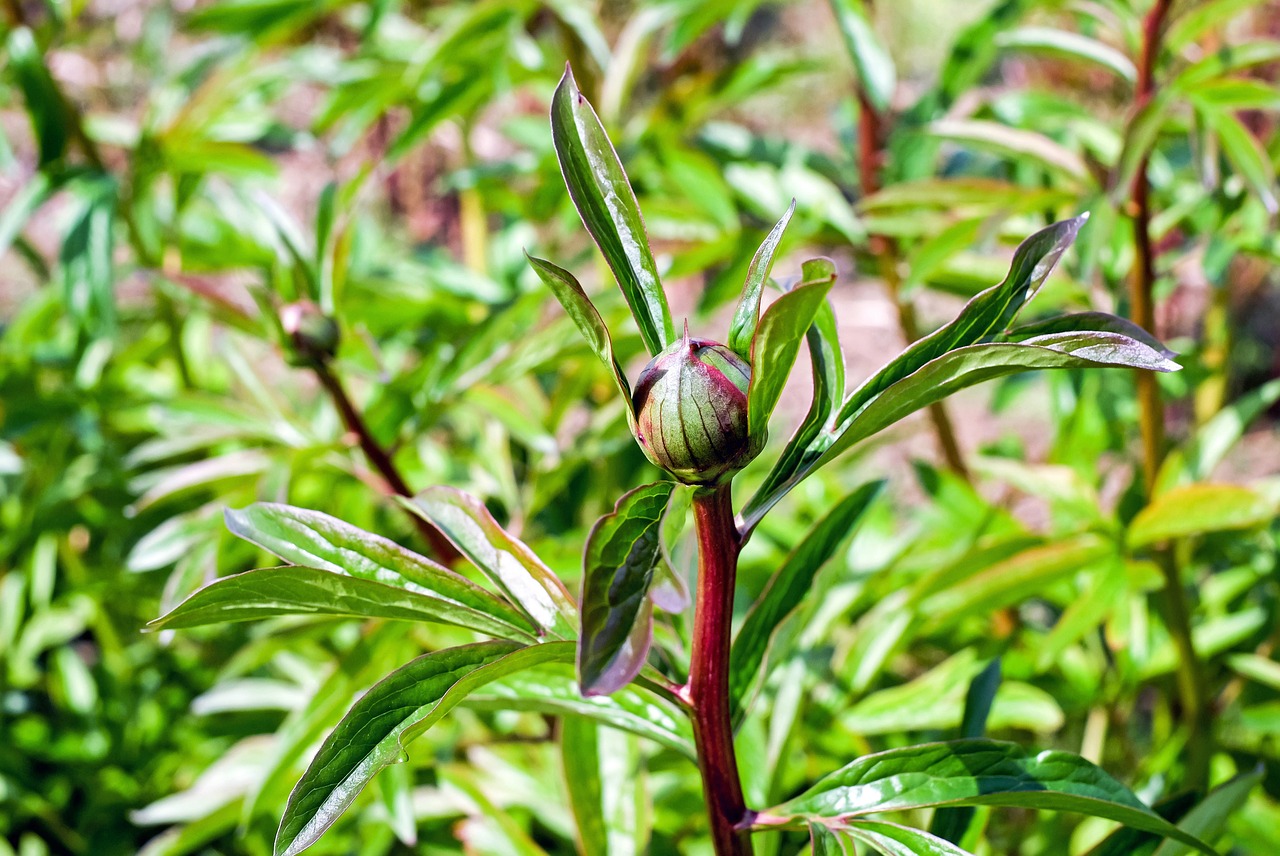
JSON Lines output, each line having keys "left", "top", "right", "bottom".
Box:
{"left": 632, "top": 333, "right": 759, "bottom": 485}
{"left": 280, "top": 301, "right": 339, "bottom": 365}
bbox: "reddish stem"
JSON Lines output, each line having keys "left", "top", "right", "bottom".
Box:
{"left": 688, "top": 484, "right": 753, "bottom": 856}
{"left": 314, "top": 363, "right": 461, "bottom": 564}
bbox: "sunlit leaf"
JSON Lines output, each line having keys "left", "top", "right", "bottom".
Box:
{"left": 1128, "top": 484, "right": 1276, "bottom": 548}
{"left": 550, "top": 66, "right": 673, "bottom": 355}
{"left": 728, "top": 201, "right": 795, "bottom": 360}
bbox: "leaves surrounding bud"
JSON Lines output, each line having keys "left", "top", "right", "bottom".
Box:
{"left": 280, "top": 301, "right": 339, "bottom": 365}
{"left": 632, "top": 335, "right": 759, "bottom": 485}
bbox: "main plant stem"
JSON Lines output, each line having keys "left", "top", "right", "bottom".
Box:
{"left": 1129, "top": 0, "right": 1209, "bottom": 794}
{"left": 314, "top": 363, "right": 460, "bottom": 564}
{"left": 688, "top": 484, "right": 753, "bottom": 856}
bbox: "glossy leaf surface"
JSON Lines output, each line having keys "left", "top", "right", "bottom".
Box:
{"left": 404, "top": 488, "right": 577, "bottom": 638}
{"left": 550, "top": 66, "right": 673, "bottom": 355}
{"left": 225, "top": 503, "right": 528, "bottom": 635}
{"left": 771, "top": 740, "right": 1214, "bottom": 854}
{"left": 578, "top": 482, "right": 674, "bottom": 695}
{"left": 275, "top": 641, "right": 573, "bottom": 856}
{"left": 149, "top": 566, "right": 533, "bottom": 640}
{"left": 728, "top": 200, "right": 795, "bottom": 359}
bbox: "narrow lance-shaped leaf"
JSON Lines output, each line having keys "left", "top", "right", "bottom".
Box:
{"left": 842, "top": 821, "right": 979, "bottom": 856}
{"left": 742, "top": 299, "right": 844, "bottom": 534}
{"left": 728, "top": 200, "right": 795, "bottom": 360}
{"left": 550, "top": 65, "right": 673, "bottom": 355}
{"left": 828, "top": 0, "right": 897, "bottom": 113}
{"left": 1006, "top": 311, "right": 1176, "bottom": 358}
{"left": 744, "top": 215, "right": 1090, "bottom": 525}
{"left": 275, "top": 641, "right": 574, "bottom": 856}
{"left": 766, "top": 740, "right": 1215, "bottom": 855}
{"left": 579, "top": 482, "right": 675, "bottom": 696}
{"left": 813, "top": 335, "right": 1178, "bottom": 471}
{"left": 747, "top": 259, "right": 837, "bottom": 445}
{"left": 224, "top": 503, "right": 532, "bottom": 638}
{"left": 148, "top": 566, "right": 535, "bottom": 640}
{"left": 527, "top": 253, "right": 634, "bottom": 420}
{"left": 403, "top": 488, "right": 577, "bottom": 639}
{"left": 1128, "top": 484, "right": 1276, "bottom": 549}
{"left": 730, "top": 480, "right": 882, "bottom": 716}
{"left": 6, "top": 28, "right": 71, "bottom": 166}
{"left": 931, "top": 658, "right": 1002, "bottom": 843}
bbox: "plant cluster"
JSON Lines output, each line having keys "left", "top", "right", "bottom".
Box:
{"left": 2, "top": 1, "right": 1280, "bottom": 855}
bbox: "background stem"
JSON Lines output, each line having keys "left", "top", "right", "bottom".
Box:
{"left": 689, "top": 484, "right": 753, "bottom": 856}
{"left": 313, "top": 363, "right": 461, "bottom": 564}
{"left": 857, "top": 90, "right": 970, "bottom": 481}
{"left": 1128, "top": 0, "right": 1210, "bottom": 793}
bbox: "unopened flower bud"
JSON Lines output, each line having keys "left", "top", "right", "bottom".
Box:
{"left": 280, "top": 301, "right": 339, "bottom": 365}
{"left": 632, "top": 335, "right": 758, "bottom": 485}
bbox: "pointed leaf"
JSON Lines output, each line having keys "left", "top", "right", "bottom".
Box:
{"left": 931, "top": 658, "right": 1002, "bottom": 842}
{"left": 403, "top": 488, "right": 577, "bottom": 639}
{"left": 149, "top": 566, "right": 533, "bottom": 640}
{"left": 1128, "top": 484, "right": 1276, "bottom": 549}
{"left": 224, "top": 503, "right": 529, "bottom": 637}
{"left": 579, "top": 482, "right": 675, "bottom": 695}
{"left": 527, "top": 253, "right": 634, "bottom": 418}
{"left": 550, "top": 66, "right": 673, "bottom": 355}
{"left": 828, "top": 0, "right": 897, "bottom": 113}
{"left": 730, "top": 481, "right": 882, "bottom": 714}
{"left": 996, "top": 27, "right": 1136, "bottom": 83}
{"left": 843, "top": 821, "right": 978, "bottom": 856}
{"left": 1151, "top": 770, "right": 1263, "bottom": 856}
{"left": 6, "top": 28, "right": 71, "bottom": 166}
{"left": 769, "top": 740, "right": 1215, "bottom": 854}
{"left": 275, "top": 641, "right": 573, "bottom": 856}
{"left": 728, "top": 201, "right": 795, "bottom": 359}
{"left": 1007, "top": 311, "right": 1176, "bottom": 358}
{"left": 747, "top": 260, "right": 837, "bottom": 444}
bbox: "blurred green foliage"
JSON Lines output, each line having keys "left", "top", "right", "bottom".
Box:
{"left": 2, "top": 0, "right": 1279, "bottom": 854}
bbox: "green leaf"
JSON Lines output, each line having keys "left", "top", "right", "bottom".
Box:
{"left": 60, "top": 175, "right": 118, "bottom": 335}
{"left": 768, "top": 740, "right": 1215, "bottom": 854}
{"left": 730, "top": 481, "right": 882, "bottom": 715}
{"left": 560, "top": 718, "right": 647, "bottom": 856}
{"left": 1203, "top": 106, "right": 1278, "bottom": 214}
{"left": 996, "top": 27, "right": 1136, "bottom": 83}
{"left": 843, "top": 820, "right": 978, "bottom": 856}
{"left": 550, "top": 65, "right": 673, "bottom": 355}
{"left": 561, "top": 717, "right": 610, "bottom": 856}
{"left": 928, "top": 120, "right": 1091, "bottom": 184}
{"left": 579, "top": 482, "right": 675, "bottom": 696}
{"left": 828, "top": 0, "right": 897, "bottom": 113}
{"left": 815, "top": 335, "right": 1177, "bottom": 473}
{"left": 1128, "top": 484, "right": 1276, "bottom": 549}
{"left": 931, "top": 658, "right": 1002, "bottom": 843}
{"left": 747, "top": 260, "right": 837, "bottom": 445}
{"left": 728, "top": 200, "right": 795, "bottom": 360}
{"left": 1164, "top": 0, "right": 1263, "bottom": 54}
{"left": 224, "top": 503, "right": 530, "bottom": 638}
{"left": 743, "top": 299, "right": 844, "bottom": 532}
{"left": 275, "top": 641, "right": 573, "bottom": 856}
{"left": 6, "top": 28, "right": 70, "bottom": 166}
{"left": 464, "top": 661, "right": 695, "bottom": 758}
{"left": 527, "top": 253, "right": 634, "bottom": 419}
{"left": 148, "top": 566, "right": 533, "bottom": 639}
{"left": 1155, "top": 379, "right": 1280, "bottom": 493}
{"left": 403, "top": 488, "right": 577, "bottom": 639}
{"left": 1152, "top": 770, "right": 1263, "bottom": 856}
{"left": 746, "top": 216, "right": 1092, "bottom": 525}
{"left": 0, "top": 171, "right": 56, "bottom": 260}
{"left": 1007, "top": 312, "right": 1176, "bottom": 357}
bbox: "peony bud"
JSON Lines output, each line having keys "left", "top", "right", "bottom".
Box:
{"left": 280, "top": 301, "right": 339, "bottom": 365}
{"left": 632, "top": 334, "right": 759, "bottom": 485}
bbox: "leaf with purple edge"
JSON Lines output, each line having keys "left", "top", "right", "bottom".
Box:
{"left": 578, "top": 481, "right": 675, "bottom": 696}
